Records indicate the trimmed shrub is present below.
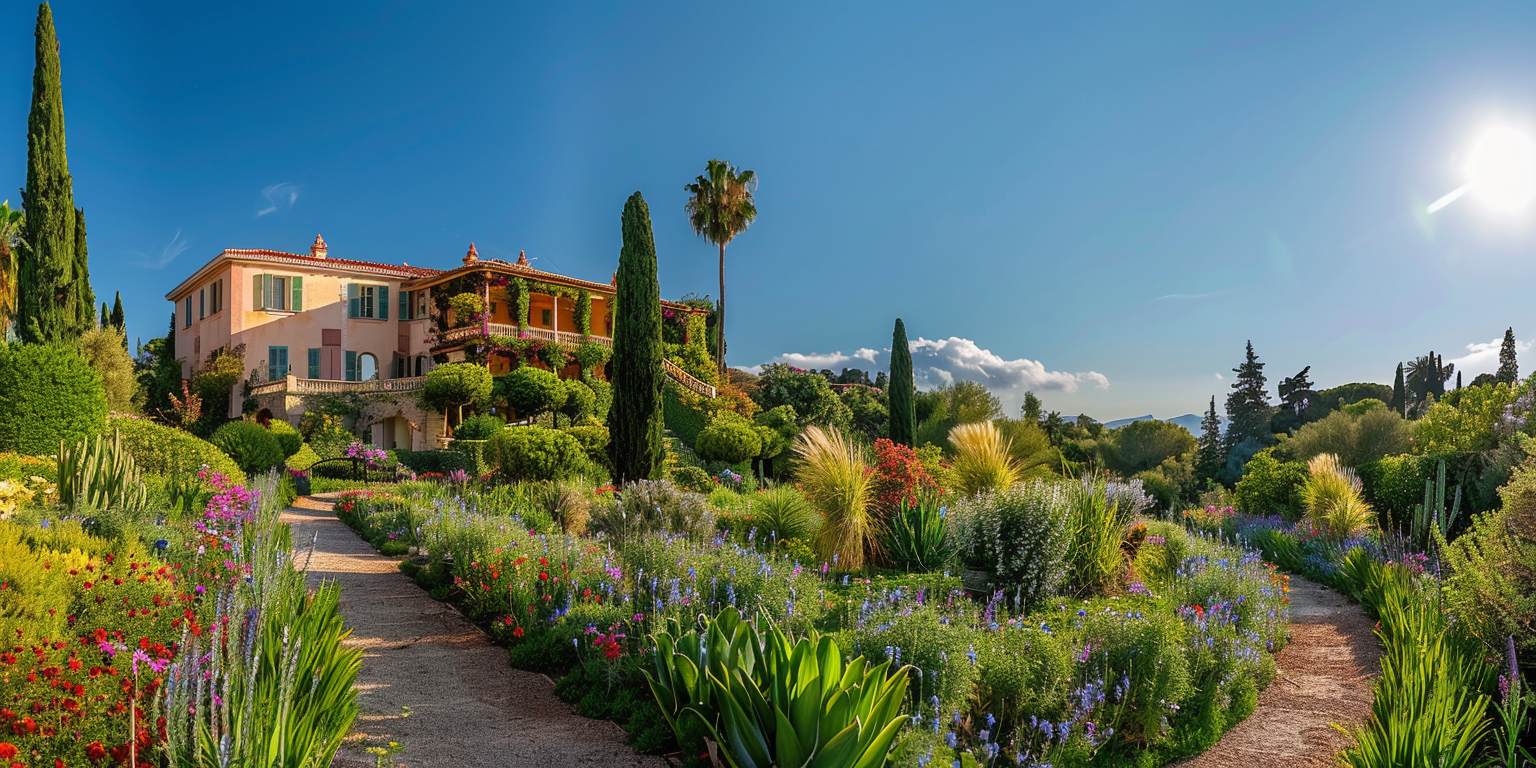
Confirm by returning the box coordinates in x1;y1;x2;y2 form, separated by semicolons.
419;362;493;424
662;383;709;447
490;425;587;482
108;415;245;484
0;343;107;455
559;379;597;425
564;425;610;471
497;366;565;421
455;414;504;441
211;420;285;474
267;419;302;458
668;464;712;493
286;443;321;471
694;412;763;464
452;439;492;476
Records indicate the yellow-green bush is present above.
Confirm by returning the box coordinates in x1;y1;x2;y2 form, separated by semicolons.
109;414;245;483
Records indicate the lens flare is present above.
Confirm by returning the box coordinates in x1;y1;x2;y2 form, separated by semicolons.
1466;124;1536;214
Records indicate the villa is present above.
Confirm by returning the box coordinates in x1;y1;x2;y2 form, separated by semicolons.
165;235;714;449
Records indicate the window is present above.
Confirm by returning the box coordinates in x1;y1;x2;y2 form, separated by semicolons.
307;348;320;379
347;284;390;320
252;274;303;311
184;297;192;327
207;279;223;314
540;308;552;326
416;291;428;319
199;289;206;320
343;351;379;381
268;346;289;380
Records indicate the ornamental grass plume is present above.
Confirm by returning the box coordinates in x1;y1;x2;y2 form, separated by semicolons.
793;426;875;571
1301;453;1374;537
949;421;1020;498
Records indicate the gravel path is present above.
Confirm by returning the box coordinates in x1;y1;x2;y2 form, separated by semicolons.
282;495;665;768
1173;576;1382;768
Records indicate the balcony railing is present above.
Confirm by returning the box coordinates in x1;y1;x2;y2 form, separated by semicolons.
249;375;428;397
436;323;612;349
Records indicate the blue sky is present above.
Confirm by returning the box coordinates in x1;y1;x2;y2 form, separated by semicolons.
5;2;1536;421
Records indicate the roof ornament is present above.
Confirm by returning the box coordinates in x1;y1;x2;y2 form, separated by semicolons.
310;234;328;259
463;242;479;266
610;271;617;287
516;249;530;267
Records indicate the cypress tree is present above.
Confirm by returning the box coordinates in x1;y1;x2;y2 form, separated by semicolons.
109;291;124;332
18;3;82;344
1497;327;1519;386
98;301;106;329
608;192;665;485
1223;341;1273;451
888;317;916;446
1391;363;1406;416
1196;395;1224;482
74;206;93;332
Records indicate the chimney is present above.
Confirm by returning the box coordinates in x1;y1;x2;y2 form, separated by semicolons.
310;234;328;259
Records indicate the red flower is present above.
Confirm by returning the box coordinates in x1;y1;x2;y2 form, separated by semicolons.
85;741;107;761
0;744;15;759
538;572;549;581
512;626;524;638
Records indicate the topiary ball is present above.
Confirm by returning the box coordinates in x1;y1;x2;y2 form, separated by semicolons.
490;425;586;482
211;420;285;475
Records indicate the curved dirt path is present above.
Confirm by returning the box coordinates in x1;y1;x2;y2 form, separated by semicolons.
282;495;664;768
1173;576;1381;768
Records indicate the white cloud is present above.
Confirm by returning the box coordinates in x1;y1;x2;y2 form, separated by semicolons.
256;182;300;216
1448;335;1531;379
133;229;192;269
753;336;1108;394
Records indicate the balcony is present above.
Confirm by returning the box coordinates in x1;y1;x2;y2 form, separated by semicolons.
249;373;427;397
435;323;612;349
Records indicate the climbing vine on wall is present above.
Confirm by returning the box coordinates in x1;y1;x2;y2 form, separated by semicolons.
506;279;531;331
575;289;592;338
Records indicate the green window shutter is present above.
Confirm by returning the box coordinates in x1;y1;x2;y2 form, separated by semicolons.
379;286;389;320
399;289;409;320
184;298;192;327
252;274;266;310
345;351;358;382
347;284;360;318
291;276;303;312
307;348;320;379
269;346;288;377
264;274;276;310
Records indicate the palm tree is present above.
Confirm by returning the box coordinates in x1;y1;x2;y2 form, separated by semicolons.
684;159;757;377
0;201;23;334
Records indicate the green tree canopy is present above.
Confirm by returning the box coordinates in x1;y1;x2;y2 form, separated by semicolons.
684;159;756;376
1098;418;1197;477
419;362;493;431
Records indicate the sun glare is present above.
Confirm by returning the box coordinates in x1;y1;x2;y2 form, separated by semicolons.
1466;123;1536;214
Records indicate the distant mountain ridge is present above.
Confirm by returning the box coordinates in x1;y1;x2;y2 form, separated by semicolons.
1102;413;1213;434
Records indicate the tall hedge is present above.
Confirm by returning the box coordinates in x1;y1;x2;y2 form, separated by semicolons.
608;192;665;484
0;343;106;455
889;317;915;446
109;415;244;483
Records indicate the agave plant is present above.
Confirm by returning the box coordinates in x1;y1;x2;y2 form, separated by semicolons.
645;608;914;768
643;608;770;736
705;628;912;768
57;429;148;512
882;494;951;571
